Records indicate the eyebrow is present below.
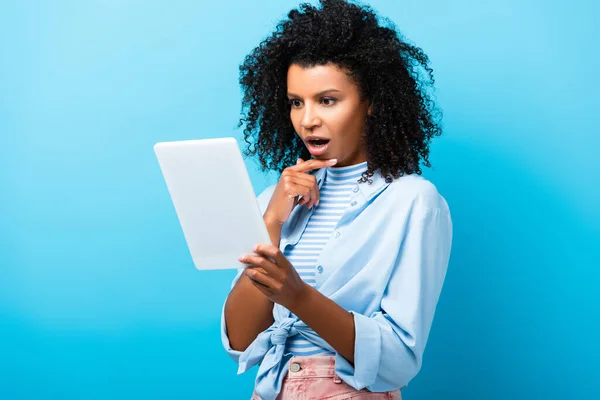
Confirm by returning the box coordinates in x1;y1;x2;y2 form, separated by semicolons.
287;89;342;98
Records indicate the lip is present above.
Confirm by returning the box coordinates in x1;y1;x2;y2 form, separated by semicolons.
304;135;330;141
306;140;330;156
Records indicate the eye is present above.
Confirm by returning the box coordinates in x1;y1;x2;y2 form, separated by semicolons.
288;99;302;108
320;97;337;106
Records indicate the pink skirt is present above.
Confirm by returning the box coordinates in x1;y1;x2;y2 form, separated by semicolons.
251;356;402;400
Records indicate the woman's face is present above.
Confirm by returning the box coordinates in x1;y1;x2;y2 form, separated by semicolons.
287;63;370;167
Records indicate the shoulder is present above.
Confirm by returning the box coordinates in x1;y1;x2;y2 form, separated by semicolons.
384;173;450;215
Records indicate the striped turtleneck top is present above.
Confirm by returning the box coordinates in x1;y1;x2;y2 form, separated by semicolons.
283;160;369;356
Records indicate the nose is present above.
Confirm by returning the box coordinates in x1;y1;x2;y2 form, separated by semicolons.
300;104;321;130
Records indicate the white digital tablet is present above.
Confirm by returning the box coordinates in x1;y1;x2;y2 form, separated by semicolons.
154;137;271;270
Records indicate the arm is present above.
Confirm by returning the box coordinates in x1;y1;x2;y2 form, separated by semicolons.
334;207;453;391
222;159;336;356
238;242;356;362
288;285;356;364
223;217;281;352
238;206;452;389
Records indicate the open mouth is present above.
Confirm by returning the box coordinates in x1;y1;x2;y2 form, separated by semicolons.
305;138;331;156
307;138;330;147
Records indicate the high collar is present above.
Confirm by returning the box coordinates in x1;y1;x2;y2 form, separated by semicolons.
313;165;390;202
279;166;391;250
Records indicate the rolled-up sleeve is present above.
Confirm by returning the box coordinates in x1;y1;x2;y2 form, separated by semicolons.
220;184;277;364
335;207;453;391
220;268;246;363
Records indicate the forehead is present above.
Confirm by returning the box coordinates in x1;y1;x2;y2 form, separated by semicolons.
286;63;355;94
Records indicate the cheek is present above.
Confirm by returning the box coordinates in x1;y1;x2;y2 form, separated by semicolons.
332;107;362;134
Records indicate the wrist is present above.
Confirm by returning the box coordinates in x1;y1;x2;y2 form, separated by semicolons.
287;282;313;314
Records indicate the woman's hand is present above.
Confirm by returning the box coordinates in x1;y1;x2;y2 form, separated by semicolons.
238;244;310;310
264;158;337;227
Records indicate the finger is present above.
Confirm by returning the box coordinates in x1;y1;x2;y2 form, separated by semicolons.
286;176;316;206
245;266;278;289
285;171;316;187
302;177;319;208
301;190;314;208
287;173;316;186
253;244;288;270
245;269;274;293
239;254;281;279
296;158;304;165
298;193;311;207
285;182;312;201
248;266;267;274
289;158;337;173
308;181;320;208
281;173;313;197
296;174;318;208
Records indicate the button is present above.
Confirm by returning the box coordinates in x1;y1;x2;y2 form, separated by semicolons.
352;186;359;193
317;265;324;274
350;201;357;207
333;231;340;238
290;362;301;373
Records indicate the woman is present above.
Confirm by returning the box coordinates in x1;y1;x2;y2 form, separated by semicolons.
221;0;452;399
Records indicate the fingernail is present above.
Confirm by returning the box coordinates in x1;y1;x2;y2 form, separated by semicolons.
316;200;319;206
238;255;244;261
329;159;337;164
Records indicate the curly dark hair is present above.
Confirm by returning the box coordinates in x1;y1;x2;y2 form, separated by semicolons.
238;0;442;184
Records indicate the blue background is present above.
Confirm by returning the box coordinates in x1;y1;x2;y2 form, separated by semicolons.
1;0;598;398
